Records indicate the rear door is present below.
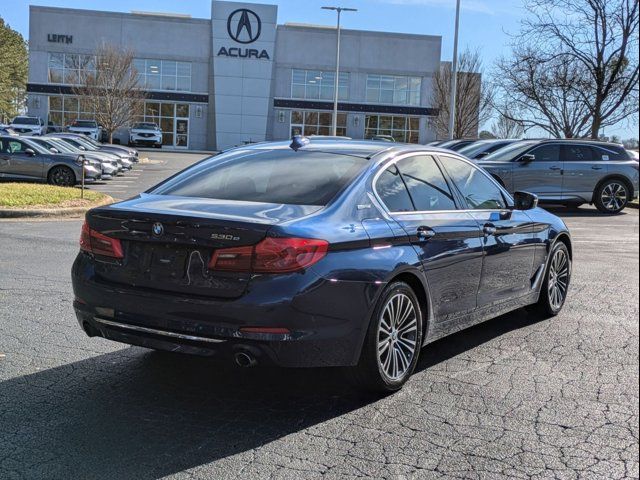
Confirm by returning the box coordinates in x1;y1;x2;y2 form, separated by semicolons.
561;144;600;199
512;144;563;199
0;138;44;179
376;155;484;324
438;155;536;307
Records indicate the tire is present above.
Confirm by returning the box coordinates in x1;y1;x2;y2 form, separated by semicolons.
47;166;76;187
155;144;162;149
533;241;571;317
347;281;423;393
594;179;630;214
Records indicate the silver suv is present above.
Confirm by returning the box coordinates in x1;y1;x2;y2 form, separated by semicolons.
478;140;639;213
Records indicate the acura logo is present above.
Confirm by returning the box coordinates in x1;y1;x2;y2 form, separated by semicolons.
152;222;164;237
227;9;261;44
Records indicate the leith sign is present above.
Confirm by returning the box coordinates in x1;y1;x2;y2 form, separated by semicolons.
47;34;73;44
217;9;270;60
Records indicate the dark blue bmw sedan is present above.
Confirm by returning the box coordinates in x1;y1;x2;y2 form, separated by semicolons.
72;137;572;392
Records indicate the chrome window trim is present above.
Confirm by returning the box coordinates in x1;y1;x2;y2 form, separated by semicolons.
371;150;515;216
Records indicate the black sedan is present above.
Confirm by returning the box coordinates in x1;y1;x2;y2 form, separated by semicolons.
72;138;572;392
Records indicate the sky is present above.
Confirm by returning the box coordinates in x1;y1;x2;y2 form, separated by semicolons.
1;0;637;139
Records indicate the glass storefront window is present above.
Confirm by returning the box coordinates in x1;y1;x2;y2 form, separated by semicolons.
366;74;422;106
134;58;192;92
290;110;347;137
48;53;96;85
365;115;420;143
291;69;349;101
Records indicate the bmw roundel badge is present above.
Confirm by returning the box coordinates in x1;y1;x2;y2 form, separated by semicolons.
152;222;164;237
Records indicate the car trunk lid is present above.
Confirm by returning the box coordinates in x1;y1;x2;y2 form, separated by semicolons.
86;194;321;298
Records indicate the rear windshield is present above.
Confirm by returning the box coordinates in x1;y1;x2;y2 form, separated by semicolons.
73;120;97;128
152;149;368;206
12;117;39;125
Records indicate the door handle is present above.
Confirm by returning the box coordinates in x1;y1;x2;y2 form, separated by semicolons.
483;223;497;236
416;226;436;241
549;166;562;171
591;166;603;170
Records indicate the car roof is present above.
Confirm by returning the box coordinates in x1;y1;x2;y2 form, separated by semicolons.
231;137;469;161
536;138;625;149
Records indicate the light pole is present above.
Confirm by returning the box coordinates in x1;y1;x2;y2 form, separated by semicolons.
322;6;357;136
448;0;461;140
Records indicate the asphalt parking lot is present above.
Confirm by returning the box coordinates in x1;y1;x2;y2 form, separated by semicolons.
0;152;638;479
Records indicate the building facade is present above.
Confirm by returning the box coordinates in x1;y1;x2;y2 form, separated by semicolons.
27;1;442;150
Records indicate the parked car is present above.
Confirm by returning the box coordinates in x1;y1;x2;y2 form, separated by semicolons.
72;137;572;392
67;120;102;141
27;136;120;179
0;125;19;136
478;139;639;213
129;122;163;148
47;134;133;171
9;116;46;136
458;139;521;159
0;135;101;186
437;139;479;151
63;133;139;162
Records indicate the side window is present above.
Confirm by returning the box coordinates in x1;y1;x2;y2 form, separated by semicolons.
375;164;414;212
530;145;560;162
440;156;507;210
563;145;593;162
396;155;456;211
7;140;29;154
593;146;628;161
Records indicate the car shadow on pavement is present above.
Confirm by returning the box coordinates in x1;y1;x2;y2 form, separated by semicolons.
0;309;547;479
543;205;634;218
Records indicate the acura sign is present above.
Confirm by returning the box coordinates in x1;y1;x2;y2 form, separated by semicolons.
217;8;270;60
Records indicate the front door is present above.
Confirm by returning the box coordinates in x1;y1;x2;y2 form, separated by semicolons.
376;156;484;324
0;138;44;179
438;155;536;307
512;144;563;200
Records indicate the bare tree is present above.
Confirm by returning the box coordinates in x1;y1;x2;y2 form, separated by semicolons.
497;0;639;139
491;108;525;139
431;49;493;139
73;44;145;143
493;49;592;138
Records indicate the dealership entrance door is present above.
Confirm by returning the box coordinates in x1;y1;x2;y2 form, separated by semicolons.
142;102;190;148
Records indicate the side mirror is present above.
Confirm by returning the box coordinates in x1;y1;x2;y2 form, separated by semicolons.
24;148;36;157
49;147;60;153
518;153;535;164
78;146;86;151
513;191;538;210
476;152;490;159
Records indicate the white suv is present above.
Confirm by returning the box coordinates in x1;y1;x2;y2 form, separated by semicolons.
9;116;46;135
129;122;163;148
68;120;102;140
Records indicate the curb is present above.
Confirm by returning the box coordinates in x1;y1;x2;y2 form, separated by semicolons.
0;196;114;219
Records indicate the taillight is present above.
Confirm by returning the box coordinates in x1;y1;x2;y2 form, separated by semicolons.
79;221;124;259
208;237;328;273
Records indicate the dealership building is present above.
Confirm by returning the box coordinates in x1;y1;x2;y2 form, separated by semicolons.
27;1;444;150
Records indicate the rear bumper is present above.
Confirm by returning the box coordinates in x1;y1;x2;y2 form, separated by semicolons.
71;253;382;367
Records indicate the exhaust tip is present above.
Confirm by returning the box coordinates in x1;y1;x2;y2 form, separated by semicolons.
234;351;257;368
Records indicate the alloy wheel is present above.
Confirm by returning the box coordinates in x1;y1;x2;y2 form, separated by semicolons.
376;293;418;381
601;182;627;212
548;248;570;311
50;167;74;186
